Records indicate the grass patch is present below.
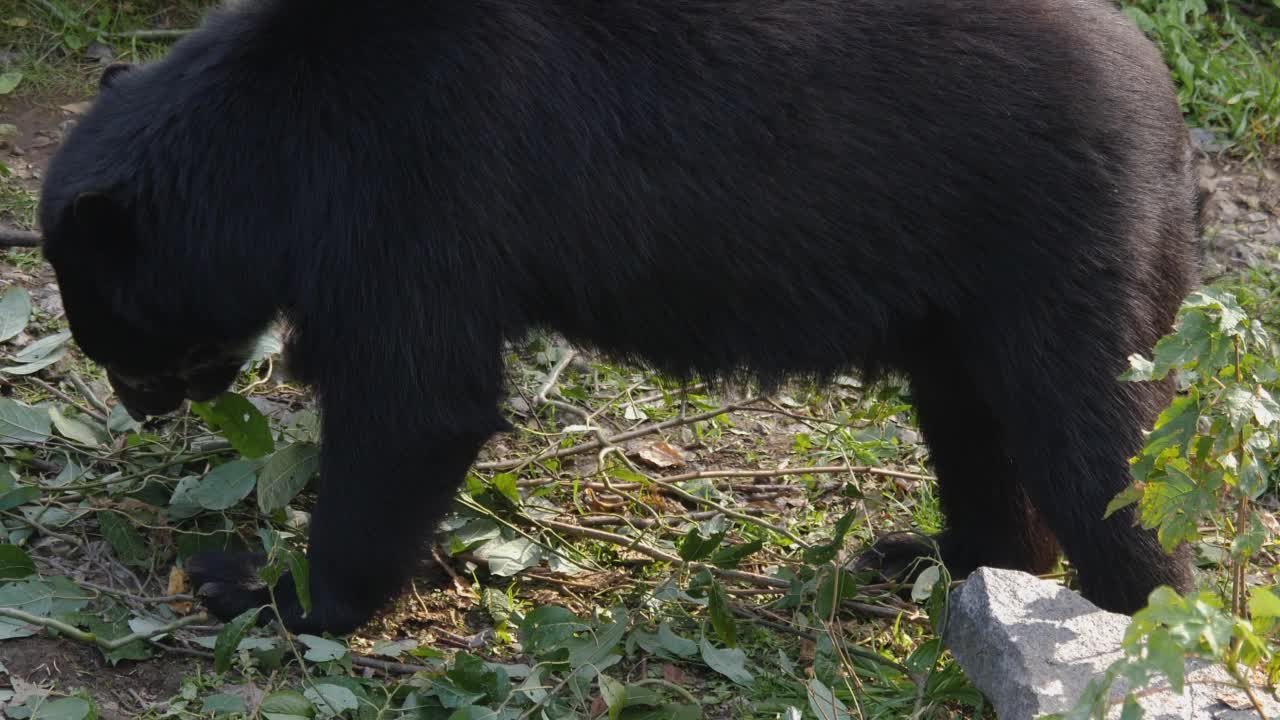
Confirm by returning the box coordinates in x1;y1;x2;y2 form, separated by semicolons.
1122;0;1280;154
0;0;214;105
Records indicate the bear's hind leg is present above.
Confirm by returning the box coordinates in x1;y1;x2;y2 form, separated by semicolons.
857;349;1060;584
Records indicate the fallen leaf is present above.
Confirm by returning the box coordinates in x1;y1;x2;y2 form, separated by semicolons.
636;441;688;468
167;567;192;613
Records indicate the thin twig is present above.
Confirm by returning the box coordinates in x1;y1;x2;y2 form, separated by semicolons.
478;397;764;471
150;639;426;675
0;228;40;247
534;350;578;404
0;607;208;650
538;518;922;622
68;372;112;420
734;604;914;678
574;508;765;528
113;28;194;40
516;464;931;489
77;579;193;604
26;376;109;424
2;509;83;548
538;517;787;587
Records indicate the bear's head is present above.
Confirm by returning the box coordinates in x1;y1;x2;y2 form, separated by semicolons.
38;63;262;421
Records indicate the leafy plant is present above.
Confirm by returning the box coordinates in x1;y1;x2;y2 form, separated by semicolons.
1060;286;1280;718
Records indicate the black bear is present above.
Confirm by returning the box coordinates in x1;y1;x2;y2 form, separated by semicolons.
39;0;1199;635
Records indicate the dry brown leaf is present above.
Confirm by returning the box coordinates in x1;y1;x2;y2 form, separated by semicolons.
635;441;688;468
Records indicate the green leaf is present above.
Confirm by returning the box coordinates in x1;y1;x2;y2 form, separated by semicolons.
490;472;521;505
1238;458;1268;501
190;392;274;459
49;408;107;447
1145;628;1185;693
214;607;261;673
1120;695;1144;720
96;512;149;567
1118;353;1155;381
478;537;542;577
0;287;31;342
802;510;859;564
709;537;763;568
288;551;313;616
201;694;247;716
566;610;627;672
85;610;151;664
30;697;92;720
303;684;358;718
707;577;737;646
0;71;22;95
806;679;851;720
0;543;34;579
1104;484;1145;519
599;674;625;720
192;460;259;511
9;330;72;368
0;398;53;444
699;637;753;686
371;639;418;658
1249;587;1280;618
261;691;315;720
257;442;320;512
0;486;40;512
1224;386;1254;431
656;621;697;657
446;708;500;720
816;569;860;619
910;565;942;603
298;634;348;663
519;606;588;658
678;518;726;561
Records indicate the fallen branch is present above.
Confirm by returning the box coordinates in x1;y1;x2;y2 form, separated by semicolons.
0;228;40;247
0;607;208;650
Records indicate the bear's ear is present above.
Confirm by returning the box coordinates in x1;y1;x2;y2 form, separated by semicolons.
99;63;135;90
72;192;135;254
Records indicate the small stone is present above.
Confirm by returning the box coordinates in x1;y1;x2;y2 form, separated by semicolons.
7;145;23;157
83;42;115;64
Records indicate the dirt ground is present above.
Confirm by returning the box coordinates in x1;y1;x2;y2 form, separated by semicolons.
1;91;1278;715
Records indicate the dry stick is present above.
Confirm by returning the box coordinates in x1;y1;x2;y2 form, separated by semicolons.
0;607;208;650
0;228;40;247
26;376;109;424
477;397;764;471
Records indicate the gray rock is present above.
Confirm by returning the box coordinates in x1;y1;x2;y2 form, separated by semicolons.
943;568;1279;720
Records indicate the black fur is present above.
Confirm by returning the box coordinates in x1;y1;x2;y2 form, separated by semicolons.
39;0;1200;634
